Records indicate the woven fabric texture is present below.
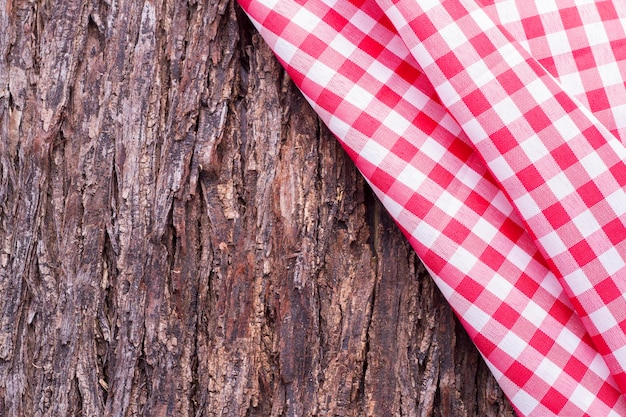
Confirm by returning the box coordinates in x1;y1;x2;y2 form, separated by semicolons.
237;0;626;415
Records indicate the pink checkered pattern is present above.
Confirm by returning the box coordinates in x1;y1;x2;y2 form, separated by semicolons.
237;0;626;415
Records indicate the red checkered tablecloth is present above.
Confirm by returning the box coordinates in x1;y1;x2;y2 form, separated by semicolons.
237;0;626;415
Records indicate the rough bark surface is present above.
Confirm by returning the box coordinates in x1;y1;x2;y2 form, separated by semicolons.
0;0;516;416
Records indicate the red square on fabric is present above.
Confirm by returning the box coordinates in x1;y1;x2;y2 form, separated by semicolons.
472;32;498;58
597;1;619;21
611;39;626;61
339;59;367;83
603;218;626;245
303;33;329;59
598;381;622;408
522;15;545;40
463;89;492;117
559;7;583;30
517;273;540;299
497;68;525;96
376;84;403;109
500;217;525;243
413;112;439;135
396;60;420;84
447;138;473;162
437;51;465;79
430;164;455;189
505;361;534;384
411;12;439;41
466;190;489;216
493;127;518;154
587;88;611;113
317;88;344;113
459;276;485;302
609;161;626;184
358;36;386;59
578;180;604;207
529;330;555;356
493;303;519;328
549;300;574;326
542;202;570;229
323;8;349;30
372;168;397;193
569;240;596;267
563;356;588;382
517;164;545;192
543;388;569;413
573;47;597;71
524;106;552;132
405;193;432;218
390;137;418;161
442;218;471;245
443;0;469;20
264;10;291;34
595;278;621;304
353;111;380;136
552;143;579;170
473;332;497;356
482;245;506;271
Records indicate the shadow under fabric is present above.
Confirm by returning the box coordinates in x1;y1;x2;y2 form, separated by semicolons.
236;0;626;415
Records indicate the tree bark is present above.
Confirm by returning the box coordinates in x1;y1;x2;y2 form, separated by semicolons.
0;0;516;416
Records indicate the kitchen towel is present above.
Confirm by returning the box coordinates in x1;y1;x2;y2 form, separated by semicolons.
236;0;626;415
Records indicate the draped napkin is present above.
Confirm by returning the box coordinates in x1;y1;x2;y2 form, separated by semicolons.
236;0;626;415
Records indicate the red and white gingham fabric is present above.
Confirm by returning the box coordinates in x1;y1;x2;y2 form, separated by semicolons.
236;0;626;415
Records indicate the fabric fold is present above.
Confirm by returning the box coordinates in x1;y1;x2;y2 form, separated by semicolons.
373;0;626;395
237;0;626;414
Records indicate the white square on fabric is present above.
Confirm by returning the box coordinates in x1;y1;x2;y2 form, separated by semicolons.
526;78;554;106
413;220;440;248
381;194;404;218
329;33;357;58
473;216;499;243
464;304;492;332
438;21;468;51
535;0;558;14
494;96;523;125
462;118;489;142
597;247;625;276
587;305;618;333
367;59;394;84
513;193;542;219
511;390;541;417
361;139;389;166
521;300;549;325
495;1;521;25
571;209;601;238
397;164;427;190
499;331;527;359
552;115;580;142
508;244;533;272
545;30;572;57
584;22;610;47
293;7;322;32
570;385;597;414
563;269;593;296
536;357;562;385
307;60;335;88
606;189;626;216
384;109;412;136
597;62;622;88
328;115;351;139
344;84;375;109
486;274;515;299
520;135;550;163
449;245;478;275
274;37;298;65
579;152;607;179
538;231;568;258
546;172;575;200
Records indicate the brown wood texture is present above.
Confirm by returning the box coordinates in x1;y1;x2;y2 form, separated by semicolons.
0;0;516;415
